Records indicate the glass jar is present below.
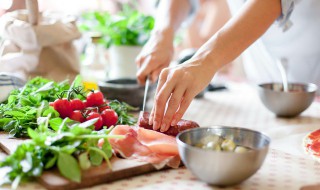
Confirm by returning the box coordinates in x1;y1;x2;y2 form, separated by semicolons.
80;33;108;90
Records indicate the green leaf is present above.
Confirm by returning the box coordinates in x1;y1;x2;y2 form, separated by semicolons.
89;148;103;166
44;154;57;169
27;128;38;140
101;139;112;159
4;111;25;118
79;152;91;170
78;118;98;128
57;152;81;183
32;81;54;94
69;75;83;93
49;117;63;131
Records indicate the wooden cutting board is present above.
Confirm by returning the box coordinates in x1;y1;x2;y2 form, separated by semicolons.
0;132;165;190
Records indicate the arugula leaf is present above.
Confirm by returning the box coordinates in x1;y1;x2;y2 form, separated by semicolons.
57;152;81;183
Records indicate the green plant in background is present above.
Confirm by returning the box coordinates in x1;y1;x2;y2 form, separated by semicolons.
78;4;155;48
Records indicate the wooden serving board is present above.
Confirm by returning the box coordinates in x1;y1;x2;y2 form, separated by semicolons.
0;132;164;190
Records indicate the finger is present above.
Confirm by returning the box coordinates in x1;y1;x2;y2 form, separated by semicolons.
136;55;156;85
171;92;194;126
149;106;154;126
152;69;172;131
135;54;144;68
160;84;186;132
150;66;165;83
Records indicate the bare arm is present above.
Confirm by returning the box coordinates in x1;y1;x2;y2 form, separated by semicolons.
152;0;282;132
135;0;192;84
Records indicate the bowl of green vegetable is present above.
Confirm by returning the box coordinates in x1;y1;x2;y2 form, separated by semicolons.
176;126;270;186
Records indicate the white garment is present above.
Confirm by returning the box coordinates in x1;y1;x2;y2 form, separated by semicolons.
227;0;320;91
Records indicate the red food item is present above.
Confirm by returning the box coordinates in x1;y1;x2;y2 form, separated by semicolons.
49;102;54;107
69;110;85;123
138;112;200;136
304;129;320;159
99;104;111;113
70;99;86;111
53;98;73;118
86;91;104;107
109;125;180;169
100;109;118;127
86;112;103;130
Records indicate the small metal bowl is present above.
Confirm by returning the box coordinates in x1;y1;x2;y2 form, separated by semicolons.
98;78;154;108
176;126;270;186
258;83;317;117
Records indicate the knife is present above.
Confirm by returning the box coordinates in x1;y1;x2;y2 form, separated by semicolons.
142;76;150;112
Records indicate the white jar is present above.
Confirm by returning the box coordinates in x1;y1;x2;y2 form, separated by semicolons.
108;45;142;79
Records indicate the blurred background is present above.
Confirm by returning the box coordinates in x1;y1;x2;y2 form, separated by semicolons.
0;0;245;89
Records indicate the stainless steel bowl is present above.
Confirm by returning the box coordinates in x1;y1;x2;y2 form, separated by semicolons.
98;78;154;108
258;83;317;117
176;126;270;186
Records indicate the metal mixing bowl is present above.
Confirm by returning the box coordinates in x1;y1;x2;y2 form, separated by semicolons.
258;83;317;117
98;78;154;109
176;126;270;186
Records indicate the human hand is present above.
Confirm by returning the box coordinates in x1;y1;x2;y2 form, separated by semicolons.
136;30;174;85
149;57;215;132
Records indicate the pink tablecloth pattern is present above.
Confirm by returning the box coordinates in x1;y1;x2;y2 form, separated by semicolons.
2;149;318;190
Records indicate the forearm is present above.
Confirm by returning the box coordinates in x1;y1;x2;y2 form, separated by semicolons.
153;0;192;37
192;0;282;73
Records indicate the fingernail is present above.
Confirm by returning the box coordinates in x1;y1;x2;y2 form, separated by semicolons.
160;123;166;132
153;121;159;130
149;118;153;126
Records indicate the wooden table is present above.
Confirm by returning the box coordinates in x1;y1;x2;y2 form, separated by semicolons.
1;82;320;190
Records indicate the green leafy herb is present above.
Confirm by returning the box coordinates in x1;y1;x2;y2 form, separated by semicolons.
78;5;154;48
0;117;123;188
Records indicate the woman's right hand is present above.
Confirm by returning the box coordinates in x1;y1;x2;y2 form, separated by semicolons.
135;29;175;85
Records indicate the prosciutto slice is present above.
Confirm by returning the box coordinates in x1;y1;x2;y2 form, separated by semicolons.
109;125;181;169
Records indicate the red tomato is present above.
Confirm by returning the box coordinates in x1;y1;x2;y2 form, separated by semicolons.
86;112;103;130
86;91;104;107
70;99;86;110
100;109;118;127
69;110;85;123
49;102;54;107
53;98;72;118
99;105;111;113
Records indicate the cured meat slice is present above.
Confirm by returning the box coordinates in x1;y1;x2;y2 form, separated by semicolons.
138;112;200;136
109;125;180;169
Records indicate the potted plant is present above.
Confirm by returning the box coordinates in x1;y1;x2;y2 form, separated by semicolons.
78;6;155;79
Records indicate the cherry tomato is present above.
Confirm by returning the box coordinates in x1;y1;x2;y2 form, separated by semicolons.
99;105;111;113
69;110;85;123
53;98;72;118
70;99;86;110
86;91;104;107
86;112;103;130
49;102;54;107
100;109;118;127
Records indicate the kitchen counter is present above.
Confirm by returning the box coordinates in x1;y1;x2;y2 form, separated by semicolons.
1;82;320;190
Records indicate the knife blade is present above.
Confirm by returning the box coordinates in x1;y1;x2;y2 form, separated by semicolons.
142;76;150;112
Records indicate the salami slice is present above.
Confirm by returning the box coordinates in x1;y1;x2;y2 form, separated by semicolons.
138;111;200;136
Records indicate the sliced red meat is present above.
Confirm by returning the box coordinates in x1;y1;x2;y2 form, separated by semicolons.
109;125;180;169
138;111;200;136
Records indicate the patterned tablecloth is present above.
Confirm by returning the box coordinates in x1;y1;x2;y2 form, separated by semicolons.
1;82;320;190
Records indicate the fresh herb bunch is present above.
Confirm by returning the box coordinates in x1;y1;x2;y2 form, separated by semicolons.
78;4;155;48
109;100;138;126
0;75;138;137
0;77;71;137
0;116;123;189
